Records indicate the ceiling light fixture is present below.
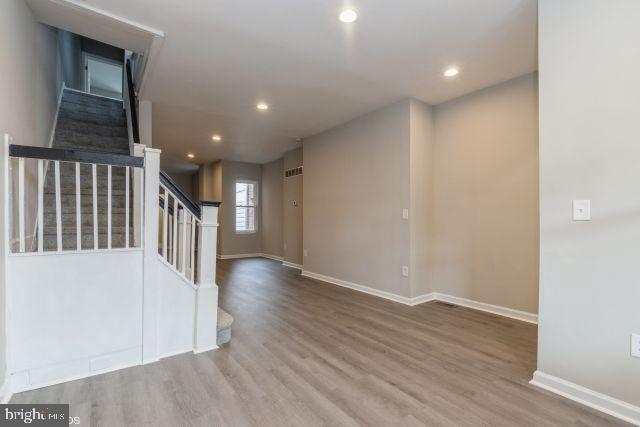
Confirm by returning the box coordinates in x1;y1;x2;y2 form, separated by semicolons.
256;102;269;111
212;134;222;141
339;9;358;23
187;153;195;159
444;67;460;78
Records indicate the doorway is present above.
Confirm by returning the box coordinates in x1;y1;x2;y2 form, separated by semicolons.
83;53;123;99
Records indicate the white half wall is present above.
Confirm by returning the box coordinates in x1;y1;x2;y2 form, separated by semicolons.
8;250;143;392
157;259;196;358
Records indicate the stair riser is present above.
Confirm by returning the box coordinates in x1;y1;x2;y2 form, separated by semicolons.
44;195;130;208
44;214;131;227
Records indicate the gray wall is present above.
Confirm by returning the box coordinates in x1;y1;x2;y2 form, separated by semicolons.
538;0;640;406
57;30;82;90
0;0;62;393
261;158;284;259
165;172;196;200
304;100;411;297
220;160;262;256
409;99;435;297
283;148;303;265
432;74;539;313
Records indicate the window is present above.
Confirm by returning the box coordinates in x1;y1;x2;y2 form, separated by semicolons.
235;181;257;233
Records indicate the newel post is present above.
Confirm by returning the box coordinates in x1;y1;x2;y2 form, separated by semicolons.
194;201;221;353
142;147;161;363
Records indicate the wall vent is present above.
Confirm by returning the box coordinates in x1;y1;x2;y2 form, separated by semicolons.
285;166;303;178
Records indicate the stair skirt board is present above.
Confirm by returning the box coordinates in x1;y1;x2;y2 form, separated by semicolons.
300;269;538;324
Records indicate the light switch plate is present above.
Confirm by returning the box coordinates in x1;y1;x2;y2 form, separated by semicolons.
632;334;640;358
402;209;409;220
402;266;409;277
303;249;308;257
573;200;591;221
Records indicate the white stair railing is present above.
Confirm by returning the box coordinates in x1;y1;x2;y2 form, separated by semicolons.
158;175;201;286
4;135;144;254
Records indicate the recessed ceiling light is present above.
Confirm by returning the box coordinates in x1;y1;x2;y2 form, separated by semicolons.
339;9;358;23
444;67;460;78
187;153;195;159
212;134;221;141
256;102;269;111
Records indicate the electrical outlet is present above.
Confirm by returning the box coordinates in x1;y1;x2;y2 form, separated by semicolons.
632;334;640;358
402;208;409;220
402;266;409;277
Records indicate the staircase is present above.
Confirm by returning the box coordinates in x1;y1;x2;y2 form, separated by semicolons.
217;308;233;346
5;73;227;392
42;89;132;251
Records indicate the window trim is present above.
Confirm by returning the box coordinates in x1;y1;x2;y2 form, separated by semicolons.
235;179;258;234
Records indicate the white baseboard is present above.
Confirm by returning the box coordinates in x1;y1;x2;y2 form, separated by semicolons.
434;293;538;324
218;253;262;260
301;270;418;305
193;344;219;354
260;253;284;262
0;378;12;403
300;269;538;323
530;371;640;425
282;261;302;270
410;292;437;306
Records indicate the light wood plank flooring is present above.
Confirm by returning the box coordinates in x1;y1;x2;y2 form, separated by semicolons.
12;258;630;426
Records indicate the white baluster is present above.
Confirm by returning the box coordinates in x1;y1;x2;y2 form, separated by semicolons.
55;161;62;251
92;164;98;250
37;159;43;253
125;166;130;248
172;198;178;267
18;157;25;252
181;206;187;274
75;162;81;250
162;186;168;260
190;216;196;282
107;165;112;249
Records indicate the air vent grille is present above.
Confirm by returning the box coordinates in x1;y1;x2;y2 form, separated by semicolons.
285;166;303;178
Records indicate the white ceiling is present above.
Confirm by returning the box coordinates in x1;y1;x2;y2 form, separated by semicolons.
33;0;538;166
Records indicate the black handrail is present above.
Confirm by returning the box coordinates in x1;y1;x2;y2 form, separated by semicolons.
126;59;140;144
9;144;144;168
160;170;201;219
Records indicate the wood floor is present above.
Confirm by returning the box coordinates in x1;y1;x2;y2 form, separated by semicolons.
12;258;629;426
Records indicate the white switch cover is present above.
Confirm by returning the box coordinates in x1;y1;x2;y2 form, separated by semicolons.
303;249;308;257
402;266;409;277
573;200;591;221
632;334;640;358
402;209;409;220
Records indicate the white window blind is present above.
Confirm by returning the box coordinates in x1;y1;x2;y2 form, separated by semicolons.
235;181;257;233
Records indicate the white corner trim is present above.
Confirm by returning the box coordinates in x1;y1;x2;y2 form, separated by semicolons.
434;293;538;324
300;270;538;322
219;253;262;260
409;292;437;306
530;371;640;425
0;379;12;404
282;261;303;270
260;253;284;262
